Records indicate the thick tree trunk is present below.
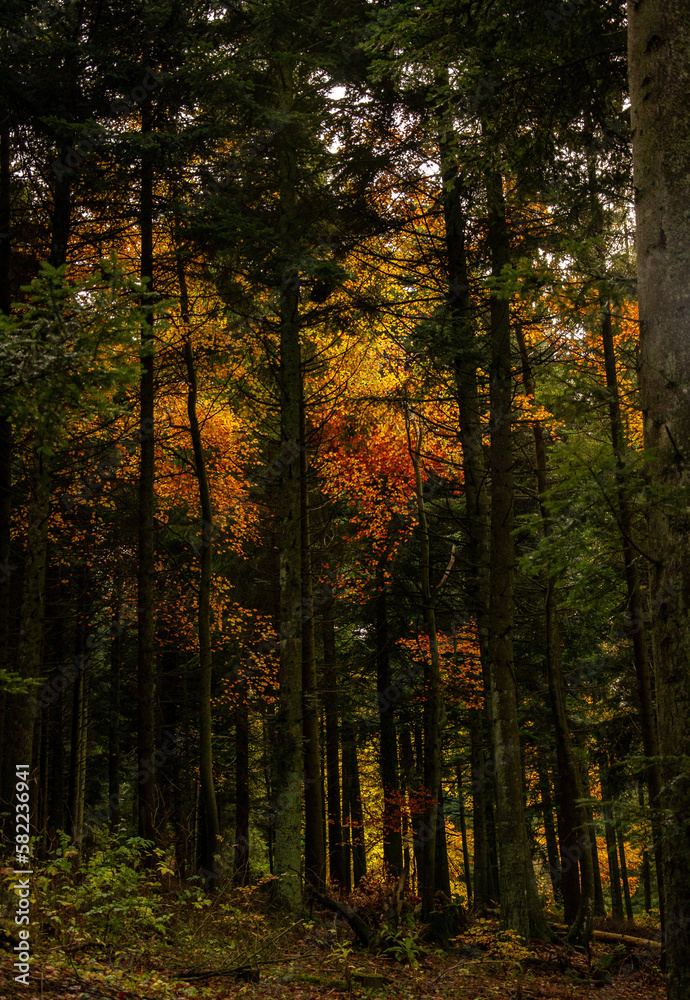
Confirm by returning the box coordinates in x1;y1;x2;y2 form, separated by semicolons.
137;106;157;850
628;5;690;991
485;168;541;940
322;604;346;888
270;59;304;914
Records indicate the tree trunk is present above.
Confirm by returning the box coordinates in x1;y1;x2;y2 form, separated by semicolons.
485;167;535;940
638;779;652;913
628;5;690;990
434;782;451;898
469;711;489;907
538;753;563;907
300;402;325;890
347;734;366;887
617;825;634;920
234;683;250;885
137;105;157;851
409;422;443;919
581;750;606;917
109;600;121;830
322;603;346;888
601;306;665;925
515;325;594;945
178;258;221;886
341;725;352;894
270;58;304;915
456;763;472;905
601;763;624;920
375;563;403;878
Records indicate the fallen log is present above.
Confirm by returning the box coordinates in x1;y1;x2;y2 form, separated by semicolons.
309;889;373;946
551;923;661;951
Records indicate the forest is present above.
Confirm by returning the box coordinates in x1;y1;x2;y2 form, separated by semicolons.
1;1;690;999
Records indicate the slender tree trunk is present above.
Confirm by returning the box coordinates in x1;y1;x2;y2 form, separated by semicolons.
538;754;563;907
469;712;489;908
456;764;472;905
341;725;352;894
628;6;690;991
137;105;156;851
234;683;250;885
601;306;665;924
323;604;345;888
601;764;624;919
434;782;451;898
581;752;606;917
400;725;421;895
409;422;443;919
375;562;403;878
300;401;325;890
515;326;593;944
638;779;652;913
109;600;121;830
76;668;88;837
178;253;221;886
346;735;366;887
617;825;634;920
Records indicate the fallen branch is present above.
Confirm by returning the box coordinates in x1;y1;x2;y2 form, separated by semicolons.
309;889;373;946
551;923;661;951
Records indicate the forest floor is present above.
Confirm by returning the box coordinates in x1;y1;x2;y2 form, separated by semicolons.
0;902;667;1000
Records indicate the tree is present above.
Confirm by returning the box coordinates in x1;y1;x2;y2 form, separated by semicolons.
629;2;690;994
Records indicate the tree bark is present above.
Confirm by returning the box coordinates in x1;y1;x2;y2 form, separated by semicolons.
137;104;157;851
301;400;325;890
485;168;540;940
538;753;563;908
515;325;593;944
456;763;472;905
270;58;304;914
375;563;403;878
109;598;121;830
234;682;250;885
601;762;624;920
409;422;443;919
323;603;346;888
617;825;634;920
628;4;690;990
178;296;221;884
